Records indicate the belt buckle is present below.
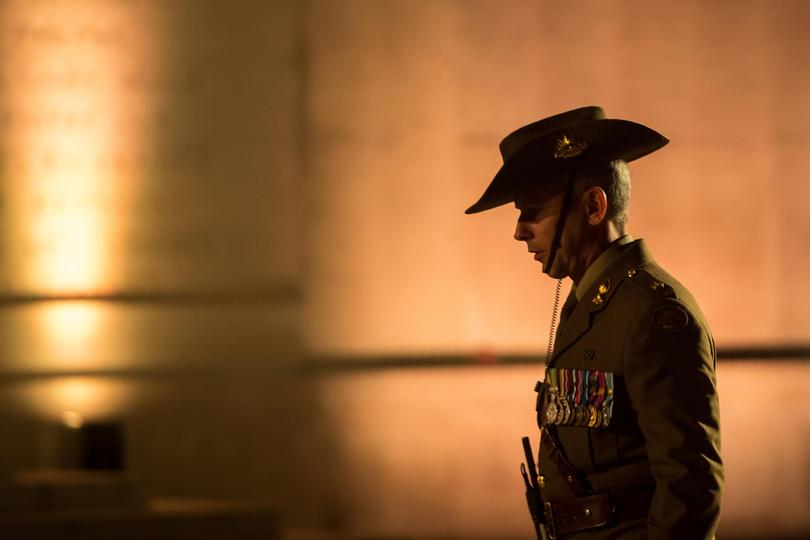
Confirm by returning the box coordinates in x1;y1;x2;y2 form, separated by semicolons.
543;501;557;540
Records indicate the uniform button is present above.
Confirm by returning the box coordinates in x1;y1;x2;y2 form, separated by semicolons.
538;475;545;488
566;474;574;482
584;508;591;517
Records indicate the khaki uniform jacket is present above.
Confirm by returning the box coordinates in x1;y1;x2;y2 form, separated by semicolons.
538;239;723;539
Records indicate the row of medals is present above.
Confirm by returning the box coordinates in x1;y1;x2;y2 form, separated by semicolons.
544;371;614;428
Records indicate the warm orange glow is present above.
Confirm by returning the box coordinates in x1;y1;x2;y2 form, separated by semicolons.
61;410;85;429
6;47;115;293
39;301;103;366
18;376;135;422
1;301;144;373
23;160;112;294
0;1;159;295
317;361;810;538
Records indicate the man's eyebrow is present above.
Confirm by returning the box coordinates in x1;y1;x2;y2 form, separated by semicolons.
517;207;542;221
516;200;543;209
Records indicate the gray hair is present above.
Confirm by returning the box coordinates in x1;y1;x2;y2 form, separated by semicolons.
519;160;632;230
572;160;631;231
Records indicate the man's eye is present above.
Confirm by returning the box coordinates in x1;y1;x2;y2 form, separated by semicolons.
519;208;541;221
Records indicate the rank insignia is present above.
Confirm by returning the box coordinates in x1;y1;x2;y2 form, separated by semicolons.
652;304;689;332
553;134;589;159
592;279;611;305
542;368;615;428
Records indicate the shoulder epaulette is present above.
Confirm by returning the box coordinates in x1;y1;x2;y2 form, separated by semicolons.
624;268;694;331
623;266;677;300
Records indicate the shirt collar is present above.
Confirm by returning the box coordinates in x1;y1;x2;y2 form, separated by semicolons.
573;234;634;301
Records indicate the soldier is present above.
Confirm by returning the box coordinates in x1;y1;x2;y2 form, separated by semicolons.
466;107;723;539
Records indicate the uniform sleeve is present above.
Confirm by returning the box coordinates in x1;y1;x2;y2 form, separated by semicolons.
623;298;724;540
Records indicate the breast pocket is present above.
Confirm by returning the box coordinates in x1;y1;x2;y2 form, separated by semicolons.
588;428;619;471
557;426;594;474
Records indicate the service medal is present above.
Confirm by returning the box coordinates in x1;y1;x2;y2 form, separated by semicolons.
571;406;580;426
565;399;575;425
580;406;591;427
587;405;598;427
560;398;572;426
545;398;559;425
573;406;584;426
544;369;560;424
601;405;611;427
601;372;615;427
568;397;578;425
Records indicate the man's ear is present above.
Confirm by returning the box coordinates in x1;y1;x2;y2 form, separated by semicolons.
582;187;608;226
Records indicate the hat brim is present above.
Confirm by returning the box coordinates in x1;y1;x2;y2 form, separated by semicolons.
465;119;668;214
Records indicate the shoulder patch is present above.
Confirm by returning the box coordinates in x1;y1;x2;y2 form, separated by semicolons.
651;304;689;332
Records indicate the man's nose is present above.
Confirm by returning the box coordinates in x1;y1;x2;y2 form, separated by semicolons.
514;221;532;242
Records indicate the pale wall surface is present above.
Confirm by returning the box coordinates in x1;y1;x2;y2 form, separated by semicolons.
0;0;331;529
321;362;810;539
305;0;810;353
0;1;807;539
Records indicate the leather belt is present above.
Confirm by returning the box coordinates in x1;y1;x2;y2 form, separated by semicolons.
542;487;653;539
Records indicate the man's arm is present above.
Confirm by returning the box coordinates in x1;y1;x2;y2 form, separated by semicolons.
623;298;724;539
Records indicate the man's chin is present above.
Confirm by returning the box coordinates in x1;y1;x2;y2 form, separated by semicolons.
542;263;567;280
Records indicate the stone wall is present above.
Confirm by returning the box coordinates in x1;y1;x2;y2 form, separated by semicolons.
0;1;807;537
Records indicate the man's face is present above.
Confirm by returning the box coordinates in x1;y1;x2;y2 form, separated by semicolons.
513;191;582;279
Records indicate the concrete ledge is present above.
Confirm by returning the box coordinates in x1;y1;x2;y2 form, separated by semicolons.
0;497;278;540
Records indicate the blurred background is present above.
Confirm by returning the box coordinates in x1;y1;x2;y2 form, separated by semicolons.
0;0;808;538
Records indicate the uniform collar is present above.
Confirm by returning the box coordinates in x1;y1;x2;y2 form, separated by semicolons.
550;238;654;365
573;234;634;301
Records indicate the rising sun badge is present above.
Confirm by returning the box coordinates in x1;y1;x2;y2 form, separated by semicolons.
553;134;589;159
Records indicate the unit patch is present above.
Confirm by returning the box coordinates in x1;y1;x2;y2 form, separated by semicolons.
542;368;614;428
651;304;689;332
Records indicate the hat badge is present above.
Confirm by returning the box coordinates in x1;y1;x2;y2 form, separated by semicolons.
553;134;589;159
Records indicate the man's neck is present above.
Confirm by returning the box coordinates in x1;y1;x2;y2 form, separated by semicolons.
571;225;623;285
573;233;634;301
